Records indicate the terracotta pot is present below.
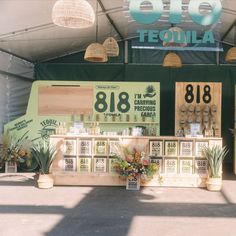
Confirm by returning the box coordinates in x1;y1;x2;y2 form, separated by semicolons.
37;174;54;189
206;177;222;191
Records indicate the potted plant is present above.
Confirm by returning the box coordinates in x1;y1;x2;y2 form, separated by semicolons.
202;145;228;191
0;131;32;173
112;145;160;190
31;142;56;189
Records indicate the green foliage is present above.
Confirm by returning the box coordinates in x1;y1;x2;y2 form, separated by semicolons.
31;142;56;174
0;131;32;166
202;145;228;178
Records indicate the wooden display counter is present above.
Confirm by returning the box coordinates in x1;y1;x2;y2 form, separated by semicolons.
50;135;222;187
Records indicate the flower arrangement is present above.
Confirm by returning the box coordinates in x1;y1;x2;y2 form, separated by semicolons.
112;145;159;182
0;131;32;167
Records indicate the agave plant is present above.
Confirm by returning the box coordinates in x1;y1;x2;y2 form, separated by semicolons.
31;142;56;175
202;145;228;178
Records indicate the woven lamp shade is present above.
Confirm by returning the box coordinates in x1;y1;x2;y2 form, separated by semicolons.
103;37;119;57
163;27;187;47
52;0;95;29
84;43;108;62
225;47;236;62
163;52;182;68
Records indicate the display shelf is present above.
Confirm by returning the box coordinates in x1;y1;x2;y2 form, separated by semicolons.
50;135;222;187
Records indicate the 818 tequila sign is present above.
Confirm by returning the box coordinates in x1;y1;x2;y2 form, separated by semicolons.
93;82;160;123
175;82;222;137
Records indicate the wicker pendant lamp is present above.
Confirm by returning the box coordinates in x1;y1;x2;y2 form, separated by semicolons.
84;43;108;62
163;52;182;68
163;27;187;47
84;1;107;62
225;25;236;62
225;47;236;62
52;0;95;29
103;37;119;57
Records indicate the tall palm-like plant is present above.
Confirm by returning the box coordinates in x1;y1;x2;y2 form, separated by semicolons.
31;142;56;175
202;145;228;178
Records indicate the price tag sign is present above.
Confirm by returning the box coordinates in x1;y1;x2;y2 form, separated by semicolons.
93;82;160;123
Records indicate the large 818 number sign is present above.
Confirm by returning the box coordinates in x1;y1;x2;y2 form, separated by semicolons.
94;91;131;113
185;84;211;104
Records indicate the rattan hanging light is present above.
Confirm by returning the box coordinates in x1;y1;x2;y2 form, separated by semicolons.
225;47;236;62
84;1;107;62
52;0;95;29
163;52;182;68
103;37;119;57
84;43;108;62
163;27;187;47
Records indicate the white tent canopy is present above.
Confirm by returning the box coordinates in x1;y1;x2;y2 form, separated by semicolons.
0;0;235;62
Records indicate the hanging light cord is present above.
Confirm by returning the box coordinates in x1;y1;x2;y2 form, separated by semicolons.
95;1;98;42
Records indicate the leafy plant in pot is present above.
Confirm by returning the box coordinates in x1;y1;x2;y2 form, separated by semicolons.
31;142;56;189
202;145;228;191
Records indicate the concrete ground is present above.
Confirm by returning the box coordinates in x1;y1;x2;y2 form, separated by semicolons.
0;165;236;236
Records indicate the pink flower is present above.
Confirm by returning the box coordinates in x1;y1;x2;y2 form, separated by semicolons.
143;159;149;166
126;155;133;162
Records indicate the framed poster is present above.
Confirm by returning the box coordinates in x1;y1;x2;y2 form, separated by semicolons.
208;139;222;148
164;140;178;156
179;159;193;174
109;158;118;173
78;158;91;173
179;141;193;157
109;140;120;155
150;157;163;173
195;141;208;157
164;158;178;174
63;139;76;156
93;158;107;173
195;158;208;176
94;140;108;155
149;140;163;157
78;140;92;155
64;157;77;172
